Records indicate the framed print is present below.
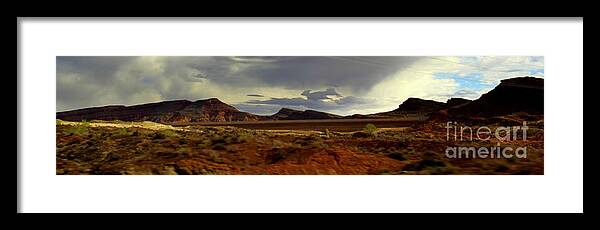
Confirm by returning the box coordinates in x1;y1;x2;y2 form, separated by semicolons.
17;18;583;213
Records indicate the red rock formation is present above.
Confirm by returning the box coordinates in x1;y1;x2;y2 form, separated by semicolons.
57;98;260;123
447;76;543;118
269;108;342;120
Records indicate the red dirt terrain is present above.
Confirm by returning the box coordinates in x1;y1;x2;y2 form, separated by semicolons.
56;113;543;175
56;124;407;175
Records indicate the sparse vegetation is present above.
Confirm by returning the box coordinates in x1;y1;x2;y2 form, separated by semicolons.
56;115;543;175
364;123;377;137
115;127;130;136
209;151;223;163
64;123;89;135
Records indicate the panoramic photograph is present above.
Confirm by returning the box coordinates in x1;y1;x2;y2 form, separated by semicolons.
55;56;544;175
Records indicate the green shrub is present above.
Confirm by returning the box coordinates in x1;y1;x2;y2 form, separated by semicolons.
66;125;88;135
237;133;253;143
115;127;130;136
197;140;211;149
159;129;179;137
363;123;377;137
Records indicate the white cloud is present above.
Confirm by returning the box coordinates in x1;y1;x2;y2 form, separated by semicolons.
366;56;544;110
367;67;459;110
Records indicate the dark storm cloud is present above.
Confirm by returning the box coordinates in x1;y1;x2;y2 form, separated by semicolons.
243;88;374;112
246;94;265;97
210;56;419;93
301;88;341;100
57;56;231;111
57;56;420;112
57;56;136;85
335;96;373;106
56;56;140;111
169;56;418;92
247;97;307;107
226;56;294;63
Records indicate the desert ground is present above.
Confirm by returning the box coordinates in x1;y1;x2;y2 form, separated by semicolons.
56;115;543;175
173;118;422;132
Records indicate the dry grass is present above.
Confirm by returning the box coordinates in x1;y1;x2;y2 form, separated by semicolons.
56;117;543;175
56;119;187;132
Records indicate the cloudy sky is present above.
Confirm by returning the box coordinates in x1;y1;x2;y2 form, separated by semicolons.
56;56;544;116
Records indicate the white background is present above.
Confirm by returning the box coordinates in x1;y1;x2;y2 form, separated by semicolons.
18;18;583;213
